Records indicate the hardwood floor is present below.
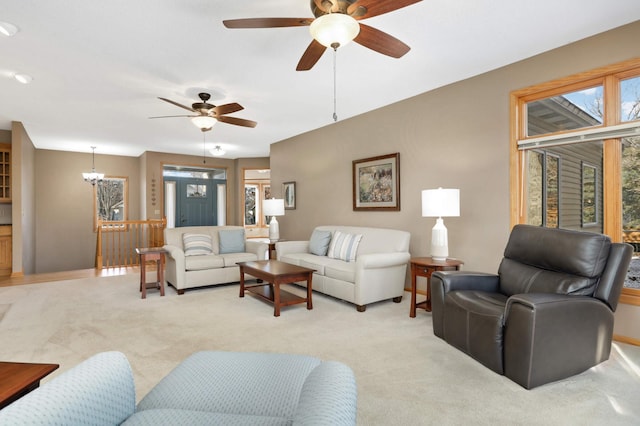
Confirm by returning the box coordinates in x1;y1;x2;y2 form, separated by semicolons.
0;267;137;287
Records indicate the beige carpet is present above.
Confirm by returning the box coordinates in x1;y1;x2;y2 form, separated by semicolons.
1;274;640;425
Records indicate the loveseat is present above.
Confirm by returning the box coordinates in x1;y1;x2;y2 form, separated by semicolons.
276;225;411;312
431;224;633;389
0;351;357;425
164;226;268;294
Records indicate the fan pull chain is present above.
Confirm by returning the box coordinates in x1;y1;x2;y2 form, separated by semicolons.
333;46;338;122
202;131;206;164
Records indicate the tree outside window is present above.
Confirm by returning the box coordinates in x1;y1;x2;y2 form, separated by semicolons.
95;177;127;228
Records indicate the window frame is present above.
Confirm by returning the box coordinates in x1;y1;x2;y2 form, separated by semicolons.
94;176;128;231
510;57;640;306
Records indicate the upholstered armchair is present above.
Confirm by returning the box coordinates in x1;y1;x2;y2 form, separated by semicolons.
431;224;632;389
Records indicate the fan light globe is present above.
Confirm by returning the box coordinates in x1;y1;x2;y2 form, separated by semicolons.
191;115;217;130
310;13;360;48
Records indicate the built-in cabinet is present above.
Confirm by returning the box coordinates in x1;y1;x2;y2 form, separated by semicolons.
0;225;11;277
0;143;10;202
0;143;11;276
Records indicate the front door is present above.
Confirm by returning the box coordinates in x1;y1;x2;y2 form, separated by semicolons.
176;178;216;227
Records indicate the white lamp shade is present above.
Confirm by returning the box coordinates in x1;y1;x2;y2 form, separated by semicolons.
309;13;360;48
191;115;217;130
422;188;460;217
263;198;285;217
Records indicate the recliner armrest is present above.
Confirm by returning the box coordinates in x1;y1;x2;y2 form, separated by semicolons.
433;271;500;293
504;293;614;389
431;271;500;338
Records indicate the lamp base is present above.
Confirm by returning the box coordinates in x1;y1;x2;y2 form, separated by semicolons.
268;216;280;242
430;217;449;261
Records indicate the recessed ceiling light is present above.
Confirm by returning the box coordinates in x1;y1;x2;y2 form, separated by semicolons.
210;145;226;156
0;21;19;37
14;73;33;84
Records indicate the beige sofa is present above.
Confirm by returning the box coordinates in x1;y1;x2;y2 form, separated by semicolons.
276;225;411;311
164;226;268;294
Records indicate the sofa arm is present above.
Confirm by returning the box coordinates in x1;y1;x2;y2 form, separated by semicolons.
504;293;614;389
0;352;136;425
431;271;500;338
293;361;357;425
275;241;310;259
246;240;268;259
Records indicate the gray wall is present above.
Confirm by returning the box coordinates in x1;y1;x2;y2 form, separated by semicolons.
269;22;640;339
34;150;141;273
271;21;640;272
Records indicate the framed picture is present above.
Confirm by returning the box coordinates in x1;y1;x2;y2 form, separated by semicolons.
353;153;400;211
283;181;296;210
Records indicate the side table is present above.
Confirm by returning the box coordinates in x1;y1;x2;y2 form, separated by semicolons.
410;257;463;317
136;247;167;299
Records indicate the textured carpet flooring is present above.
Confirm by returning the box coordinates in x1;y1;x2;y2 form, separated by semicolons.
1;274;639;425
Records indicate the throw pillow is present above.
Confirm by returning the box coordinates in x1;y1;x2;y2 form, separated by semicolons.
309;229;332;256
219;229;246;254
182;233;213;256
327;231;363;262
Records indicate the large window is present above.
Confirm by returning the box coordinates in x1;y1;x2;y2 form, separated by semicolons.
95;177;127;229
511;58;640;302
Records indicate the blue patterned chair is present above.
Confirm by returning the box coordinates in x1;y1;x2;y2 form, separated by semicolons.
0;351;357;425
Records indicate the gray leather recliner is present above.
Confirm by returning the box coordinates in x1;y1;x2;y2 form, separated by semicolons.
431;224;633;389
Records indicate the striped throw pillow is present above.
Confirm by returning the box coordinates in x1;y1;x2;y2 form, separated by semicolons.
182;233;213;256
327;231;363;262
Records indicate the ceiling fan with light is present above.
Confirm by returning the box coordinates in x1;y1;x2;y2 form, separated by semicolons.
223;0;422;71
150;92;257;132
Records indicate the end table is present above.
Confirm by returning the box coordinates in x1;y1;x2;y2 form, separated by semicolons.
410;257;463;317
136;247;167;299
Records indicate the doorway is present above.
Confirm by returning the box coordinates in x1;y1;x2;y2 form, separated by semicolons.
164;165;227;228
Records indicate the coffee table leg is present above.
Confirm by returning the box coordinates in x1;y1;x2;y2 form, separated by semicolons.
306;273;313;310
239;267;245;298
273;282;280;317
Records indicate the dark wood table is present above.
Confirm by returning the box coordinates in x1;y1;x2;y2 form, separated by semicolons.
238;260;315;317
136;247;167;299
410;257;464;317
0;361;59;409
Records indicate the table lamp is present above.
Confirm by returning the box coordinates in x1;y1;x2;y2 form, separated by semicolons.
421;188;460;261
263;198;285;242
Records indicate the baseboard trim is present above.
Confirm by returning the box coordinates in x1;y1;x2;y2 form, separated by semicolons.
10;271;24;278
613;334;640;346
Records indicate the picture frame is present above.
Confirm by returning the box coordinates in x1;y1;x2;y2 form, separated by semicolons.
283;181;296;210
353;153;400;211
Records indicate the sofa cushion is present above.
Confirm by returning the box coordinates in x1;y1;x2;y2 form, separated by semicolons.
309;229;332;256
183;233;213;256
136;352;321;419
185;254;225;271
327;231;362;262
324;261;357;283
301;255;345;276
124;409;289;425
219;229;246;254
220;252;258;267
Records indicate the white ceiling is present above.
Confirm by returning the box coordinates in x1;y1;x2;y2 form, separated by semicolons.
2;1;639;159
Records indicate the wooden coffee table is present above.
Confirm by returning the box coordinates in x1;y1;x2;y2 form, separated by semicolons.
0;361;59;409
238;260;315;317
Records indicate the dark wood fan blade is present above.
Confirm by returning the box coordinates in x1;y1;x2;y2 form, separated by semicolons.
148;115;195;119
223;17;313;28
158;97;196;112
213;103;244;116
354;23;410;58
296;39;327;71
217;116;257;128
349;0;422;19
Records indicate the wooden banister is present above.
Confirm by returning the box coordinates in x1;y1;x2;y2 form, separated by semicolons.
96;218;167;269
